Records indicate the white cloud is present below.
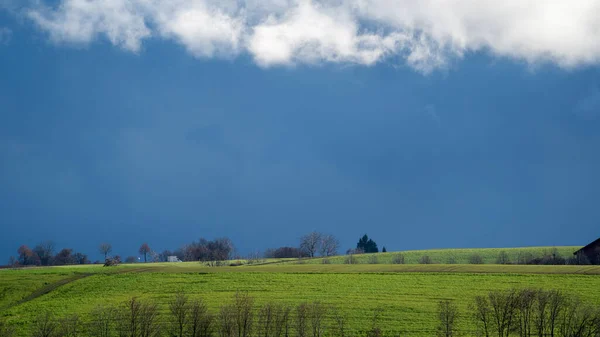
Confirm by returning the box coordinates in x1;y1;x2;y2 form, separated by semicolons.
0;27;12;45
23;0;600;72
28;0;151;51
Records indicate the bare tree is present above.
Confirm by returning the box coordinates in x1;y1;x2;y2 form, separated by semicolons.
0;320;15;337
558;298;598;337
300;232;322;258
139;244;151;263
367;255;379;264
118;297;160;337
330;308;347;337
295;303;309;337
90;305;116;337
99;243;113;261
257;303;276;337
496;251;510;265
32;311;58;337
516;289;536;337
468;254;484;264
33;241;55;266
308;302;328;337
169;292;189;337
218;304;236;337
473;295;491;337
189;299;213;337
391;254;405;264
138;300;161;337
545;290;565;337
488;289;519;337
230;292;254;337
437;300;459;337
57;314;80;337
420;255;433;264
319;235;339;257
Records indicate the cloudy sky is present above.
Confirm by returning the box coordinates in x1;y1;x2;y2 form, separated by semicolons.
1;0;599;261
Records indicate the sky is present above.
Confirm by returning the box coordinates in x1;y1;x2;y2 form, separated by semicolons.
1;0;600;262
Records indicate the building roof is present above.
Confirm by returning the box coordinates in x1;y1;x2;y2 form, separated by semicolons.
573;237;600;255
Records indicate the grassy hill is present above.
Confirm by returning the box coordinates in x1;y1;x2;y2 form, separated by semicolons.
0;246;595;337
289;246;580;265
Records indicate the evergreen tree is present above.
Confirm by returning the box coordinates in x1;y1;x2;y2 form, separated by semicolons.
382;247;387;253
356;234;379;253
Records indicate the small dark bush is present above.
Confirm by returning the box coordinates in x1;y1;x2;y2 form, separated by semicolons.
420;255;433;264
391;254;405;264
468;254;484;264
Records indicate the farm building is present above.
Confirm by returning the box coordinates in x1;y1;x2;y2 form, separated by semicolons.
167;256;182;262
573;238;600;264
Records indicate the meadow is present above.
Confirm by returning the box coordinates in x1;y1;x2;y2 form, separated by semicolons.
1;246;598;336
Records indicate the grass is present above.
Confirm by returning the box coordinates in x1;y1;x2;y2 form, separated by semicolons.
294;246;580;264
0;246;594;336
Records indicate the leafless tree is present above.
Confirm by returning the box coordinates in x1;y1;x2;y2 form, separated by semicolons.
257;303;276;337
473;295;491;337
330;308;347;337
32;311;58;337
230;292;254;337
274;305;292;337
138;300;161;337
488;289;519;337
437;300;459;337
57;314;80;337
367;255;379;264
516;289;536;337
218;304;236;337
169;292;189;337
300;232;322;258
188;298;213;337
308;302;328;337
366;307;384;337
469;254;484;264
99;243;113;261
391;254;405;264
139;244;151;263
118;298;141;337
118;297;160;337
295;303;309;337
558;298;599;337
0;320;15;337
533;290;549;337
89;305;116;337
420;255;433;264
546;289;565;337
33;241;55;266
319;235;339;257
496;251;510;265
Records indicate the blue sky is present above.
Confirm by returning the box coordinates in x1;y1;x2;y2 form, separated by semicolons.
1;1;600;261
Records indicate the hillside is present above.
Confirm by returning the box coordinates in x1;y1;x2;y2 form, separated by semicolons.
287;246;580;265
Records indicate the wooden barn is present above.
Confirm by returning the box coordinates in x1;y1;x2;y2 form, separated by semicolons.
573;238;600;265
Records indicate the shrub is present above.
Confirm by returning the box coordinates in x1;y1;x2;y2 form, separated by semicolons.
495;251;510;264
420;255;433;264
367;255;379;264
391;254;405;264
468;254;484;264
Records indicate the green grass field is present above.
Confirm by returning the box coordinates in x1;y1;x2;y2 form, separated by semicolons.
0;246;596;336
294;246;580;264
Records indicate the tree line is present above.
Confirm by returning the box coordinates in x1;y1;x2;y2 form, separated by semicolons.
2;288;599;337
10;241;89;267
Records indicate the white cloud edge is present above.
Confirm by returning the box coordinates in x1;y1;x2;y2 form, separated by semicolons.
19;0;600;73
